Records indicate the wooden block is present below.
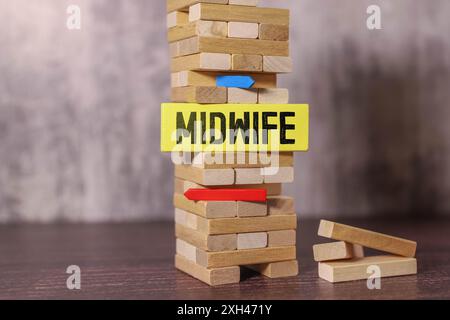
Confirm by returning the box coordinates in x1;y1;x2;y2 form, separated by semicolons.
228;0;258;6
171;53;231;73
197;214;297;235
176;238;198;262
318;220;417;257
175;208;200;229
191;152;293;169
167;0;228;13
170;42;180;57
235;168;264;184
171;86;227;103
168;20;227;43
237;201;267;217
167;11;189;29
263;56;292;73
175;255;240;286
172;36;289;57
231;54;262;72
319;256;417;283
173;71;276;88
197;246;296;268
263;167;294;183
227;88;258;104
237;232;268;250
247;260;298;278
175;165;235;185
267;196;295;215
189;3;289;25
174;178;282;196
175;36;200;57
176;224;237;252
313;241;365;262
259;24;289;41
228;22;259;39
268;230;296;247
174;195;237;219
258;88;289;104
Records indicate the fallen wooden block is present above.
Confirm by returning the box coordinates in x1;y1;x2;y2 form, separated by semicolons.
175;254;240;286
172;71;276;88
247;260;299;278
171;53;231;73
228;0;258;6
167;11;189;29
227;88;258;104
318;220;417;257
174;178;283;196
197;246;296;268
259;24;289;41
168;20;228;42
237;232;268;250
172;36;289;57
263;167;294;184
232;54;262;72
228;22;259;39
267;196;295;215
235;168;264;185
189;3;289;25
179;209;296;235
174;194;237;218
258;88;289;104
237;201;268;217
319;255;417;283
176;224;237;251
167;0;228;13
263;56;293;73
171;86;227;103
175;165;235;186
268;230;296;247
313;241;365;262
190;152;293;169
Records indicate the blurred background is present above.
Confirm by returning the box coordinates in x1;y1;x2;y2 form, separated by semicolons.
1;0;449;223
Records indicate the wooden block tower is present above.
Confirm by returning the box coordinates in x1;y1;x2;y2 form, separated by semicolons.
162;0;309;286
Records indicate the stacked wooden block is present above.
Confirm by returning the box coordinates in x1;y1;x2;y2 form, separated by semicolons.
313;220;418;283
168;0;292;104
167;0;298;286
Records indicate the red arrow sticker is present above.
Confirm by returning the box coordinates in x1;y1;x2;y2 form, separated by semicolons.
184;189;267;202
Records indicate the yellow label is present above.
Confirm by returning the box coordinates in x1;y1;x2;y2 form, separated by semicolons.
161;103;309;152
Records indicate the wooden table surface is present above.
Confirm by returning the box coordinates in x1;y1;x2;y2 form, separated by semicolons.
0;218;449;300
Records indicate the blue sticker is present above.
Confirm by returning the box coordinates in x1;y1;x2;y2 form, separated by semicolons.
216;75;255;89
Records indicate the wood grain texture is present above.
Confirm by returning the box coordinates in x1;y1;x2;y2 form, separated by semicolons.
197;246;296;268
173;71;277;88
176;224;237;251
167;0;228;13
172;36;290;57
2;0;450;222
246;260;299;279
313;241;364;262
175;255;241;286
168;20;227;42
318;220;417;257
174;195;237;218
189;3;289;25
0;219;449;299
175;165;235;186
318;256;417;283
